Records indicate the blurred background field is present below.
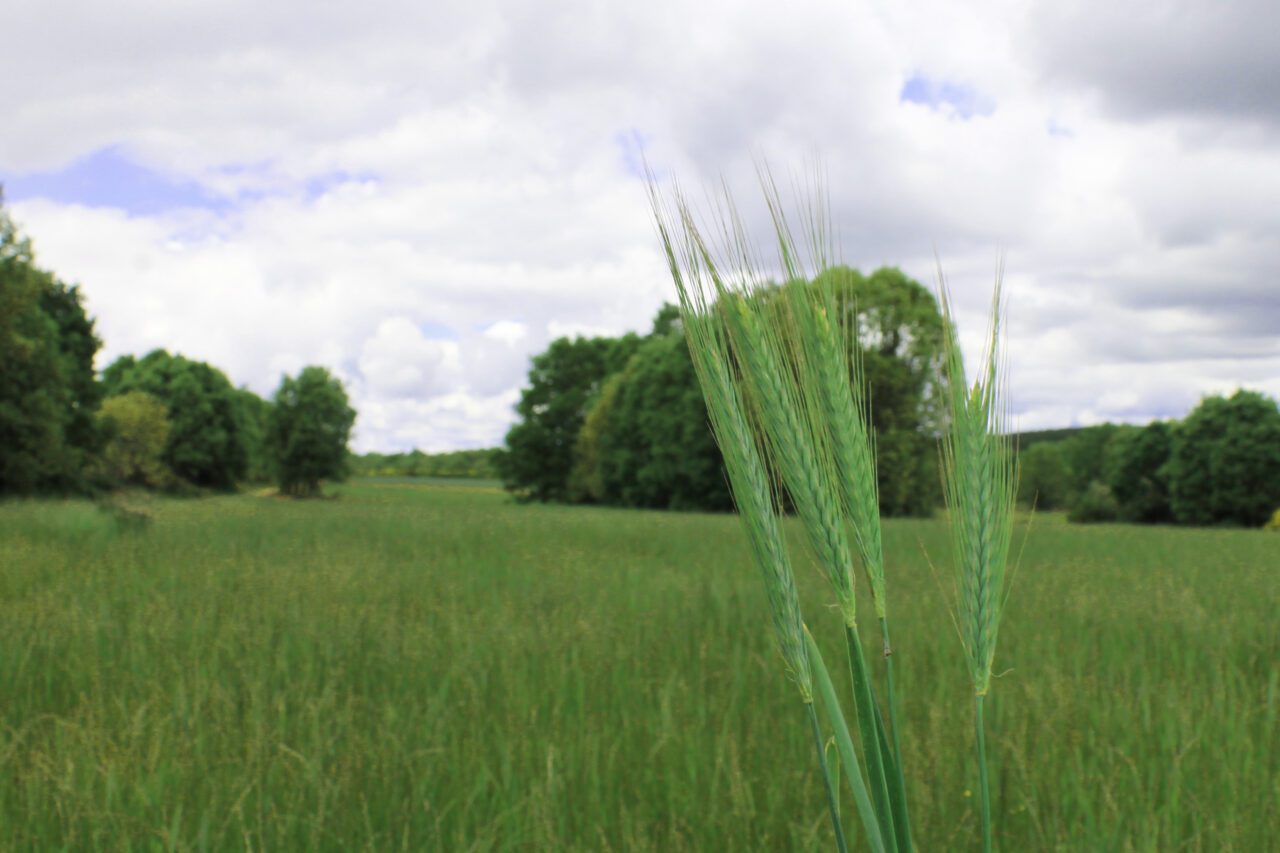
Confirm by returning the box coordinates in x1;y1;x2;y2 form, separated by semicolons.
1;480;1275;850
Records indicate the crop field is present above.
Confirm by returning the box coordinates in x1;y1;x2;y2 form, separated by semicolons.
0;480;1276;851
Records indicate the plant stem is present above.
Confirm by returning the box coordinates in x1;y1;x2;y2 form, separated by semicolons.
845;625;898;852
807;701;850;853
879;618;913;852
805;627;887;853
975;694;992;853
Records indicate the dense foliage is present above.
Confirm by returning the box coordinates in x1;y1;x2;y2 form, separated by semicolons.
1105;421;1173;523
102;350;251;490
1166;390;1280;527
97;391;172;488
1016;442;1071;511
1017;392;1280;528
269;366;357;497
350;448;500;479
571;329;731;511
0;199;105;494
500;267;948;515
0;194;355;497
497;333;641;502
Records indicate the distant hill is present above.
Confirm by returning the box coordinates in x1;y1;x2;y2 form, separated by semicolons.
351;448;500;480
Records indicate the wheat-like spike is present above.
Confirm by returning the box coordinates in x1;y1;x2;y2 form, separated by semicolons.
753;168;887;619
938;265;1018;697
721;286;859;626
647;178;812;700
665;184;859;626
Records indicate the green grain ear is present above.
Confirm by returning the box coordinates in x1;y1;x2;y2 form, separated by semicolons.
937;266;1018;698
937;262;1018;853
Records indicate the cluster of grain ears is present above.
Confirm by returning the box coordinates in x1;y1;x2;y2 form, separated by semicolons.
649;171;1017;853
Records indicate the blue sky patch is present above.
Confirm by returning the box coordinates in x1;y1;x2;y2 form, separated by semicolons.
1047;119;1074;139
0;146;231;216
614;128;651;180
899;75;996;120
420;321;457;340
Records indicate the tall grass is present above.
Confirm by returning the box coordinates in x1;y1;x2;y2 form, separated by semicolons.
0;485;1276;848
649;173;1016;850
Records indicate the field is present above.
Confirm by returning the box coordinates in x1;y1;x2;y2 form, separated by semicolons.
1;480;1276;851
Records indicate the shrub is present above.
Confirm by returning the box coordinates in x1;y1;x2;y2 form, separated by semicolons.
1069;480;1120;524
1166;390;1280;527
98;391;172;488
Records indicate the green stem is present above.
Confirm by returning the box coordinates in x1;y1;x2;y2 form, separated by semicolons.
976;694;992;853
806;701;850;853
845;625;898;852
805;626;887;853
879;617;913;853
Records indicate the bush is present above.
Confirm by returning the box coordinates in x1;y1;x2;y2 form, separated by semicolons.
98;391;172;488
1166;390;1280;527
1069;481;1119;524
269;366;356;498
1105;420;1173;524
1018;442;1071;510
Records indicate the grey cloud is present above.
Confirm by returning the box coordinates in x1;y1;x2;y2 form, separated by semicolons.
1029;1;1280;128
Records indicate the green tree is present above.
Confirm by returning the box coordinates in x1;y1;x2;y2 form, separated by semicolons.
579;330;731;510
0;194;103;494
269;366;356;497
1105;421;1173;523
1166;390;1280;527
567;370;625;503
99;391;172;487
234;387;274;484
1017;442;1071;511
1060;424;1121;504
498;333;640;502
102;350;248;489
1068;480;1120;524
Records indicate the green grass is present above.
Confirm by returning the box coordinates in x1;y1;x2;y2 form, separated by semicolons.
0;482;1276;850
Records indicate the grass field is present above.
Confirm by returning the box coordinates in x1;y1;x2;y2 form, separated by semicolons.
1;480;1276;850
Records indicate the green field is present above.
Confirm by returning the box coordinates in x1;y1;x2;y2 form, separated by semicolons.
1;480;1276;850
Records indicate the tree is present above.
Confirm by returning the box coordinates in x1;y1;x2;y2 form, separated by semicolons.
1017;442;1071;511
1166;390;1280;527
1068;481;1120;524
498;333;641;502
234;387;274;484
574;330;731;510
269;366;356;497
98;391;172;487
1060;424;1121;504
1105;421;1173;523
103;350;249;489
0;193;103;494
567;370;625;503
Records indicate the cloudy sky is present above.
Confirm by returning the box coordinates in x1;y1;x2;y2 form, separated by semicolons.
3;0;1276;452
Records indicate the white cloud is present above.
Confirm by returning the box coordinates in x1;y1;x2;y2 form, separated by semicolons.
2;0;1277;453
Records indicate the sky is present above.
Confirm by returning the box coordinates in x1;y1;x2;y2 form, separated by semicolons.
2;0;1276;452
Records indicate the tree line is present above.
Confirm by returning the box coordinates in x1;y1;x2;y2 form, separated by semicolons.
497;267;951;517
498;266;1280;529
1019;390;1280;527
0;194;355;498
350;448;500;479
